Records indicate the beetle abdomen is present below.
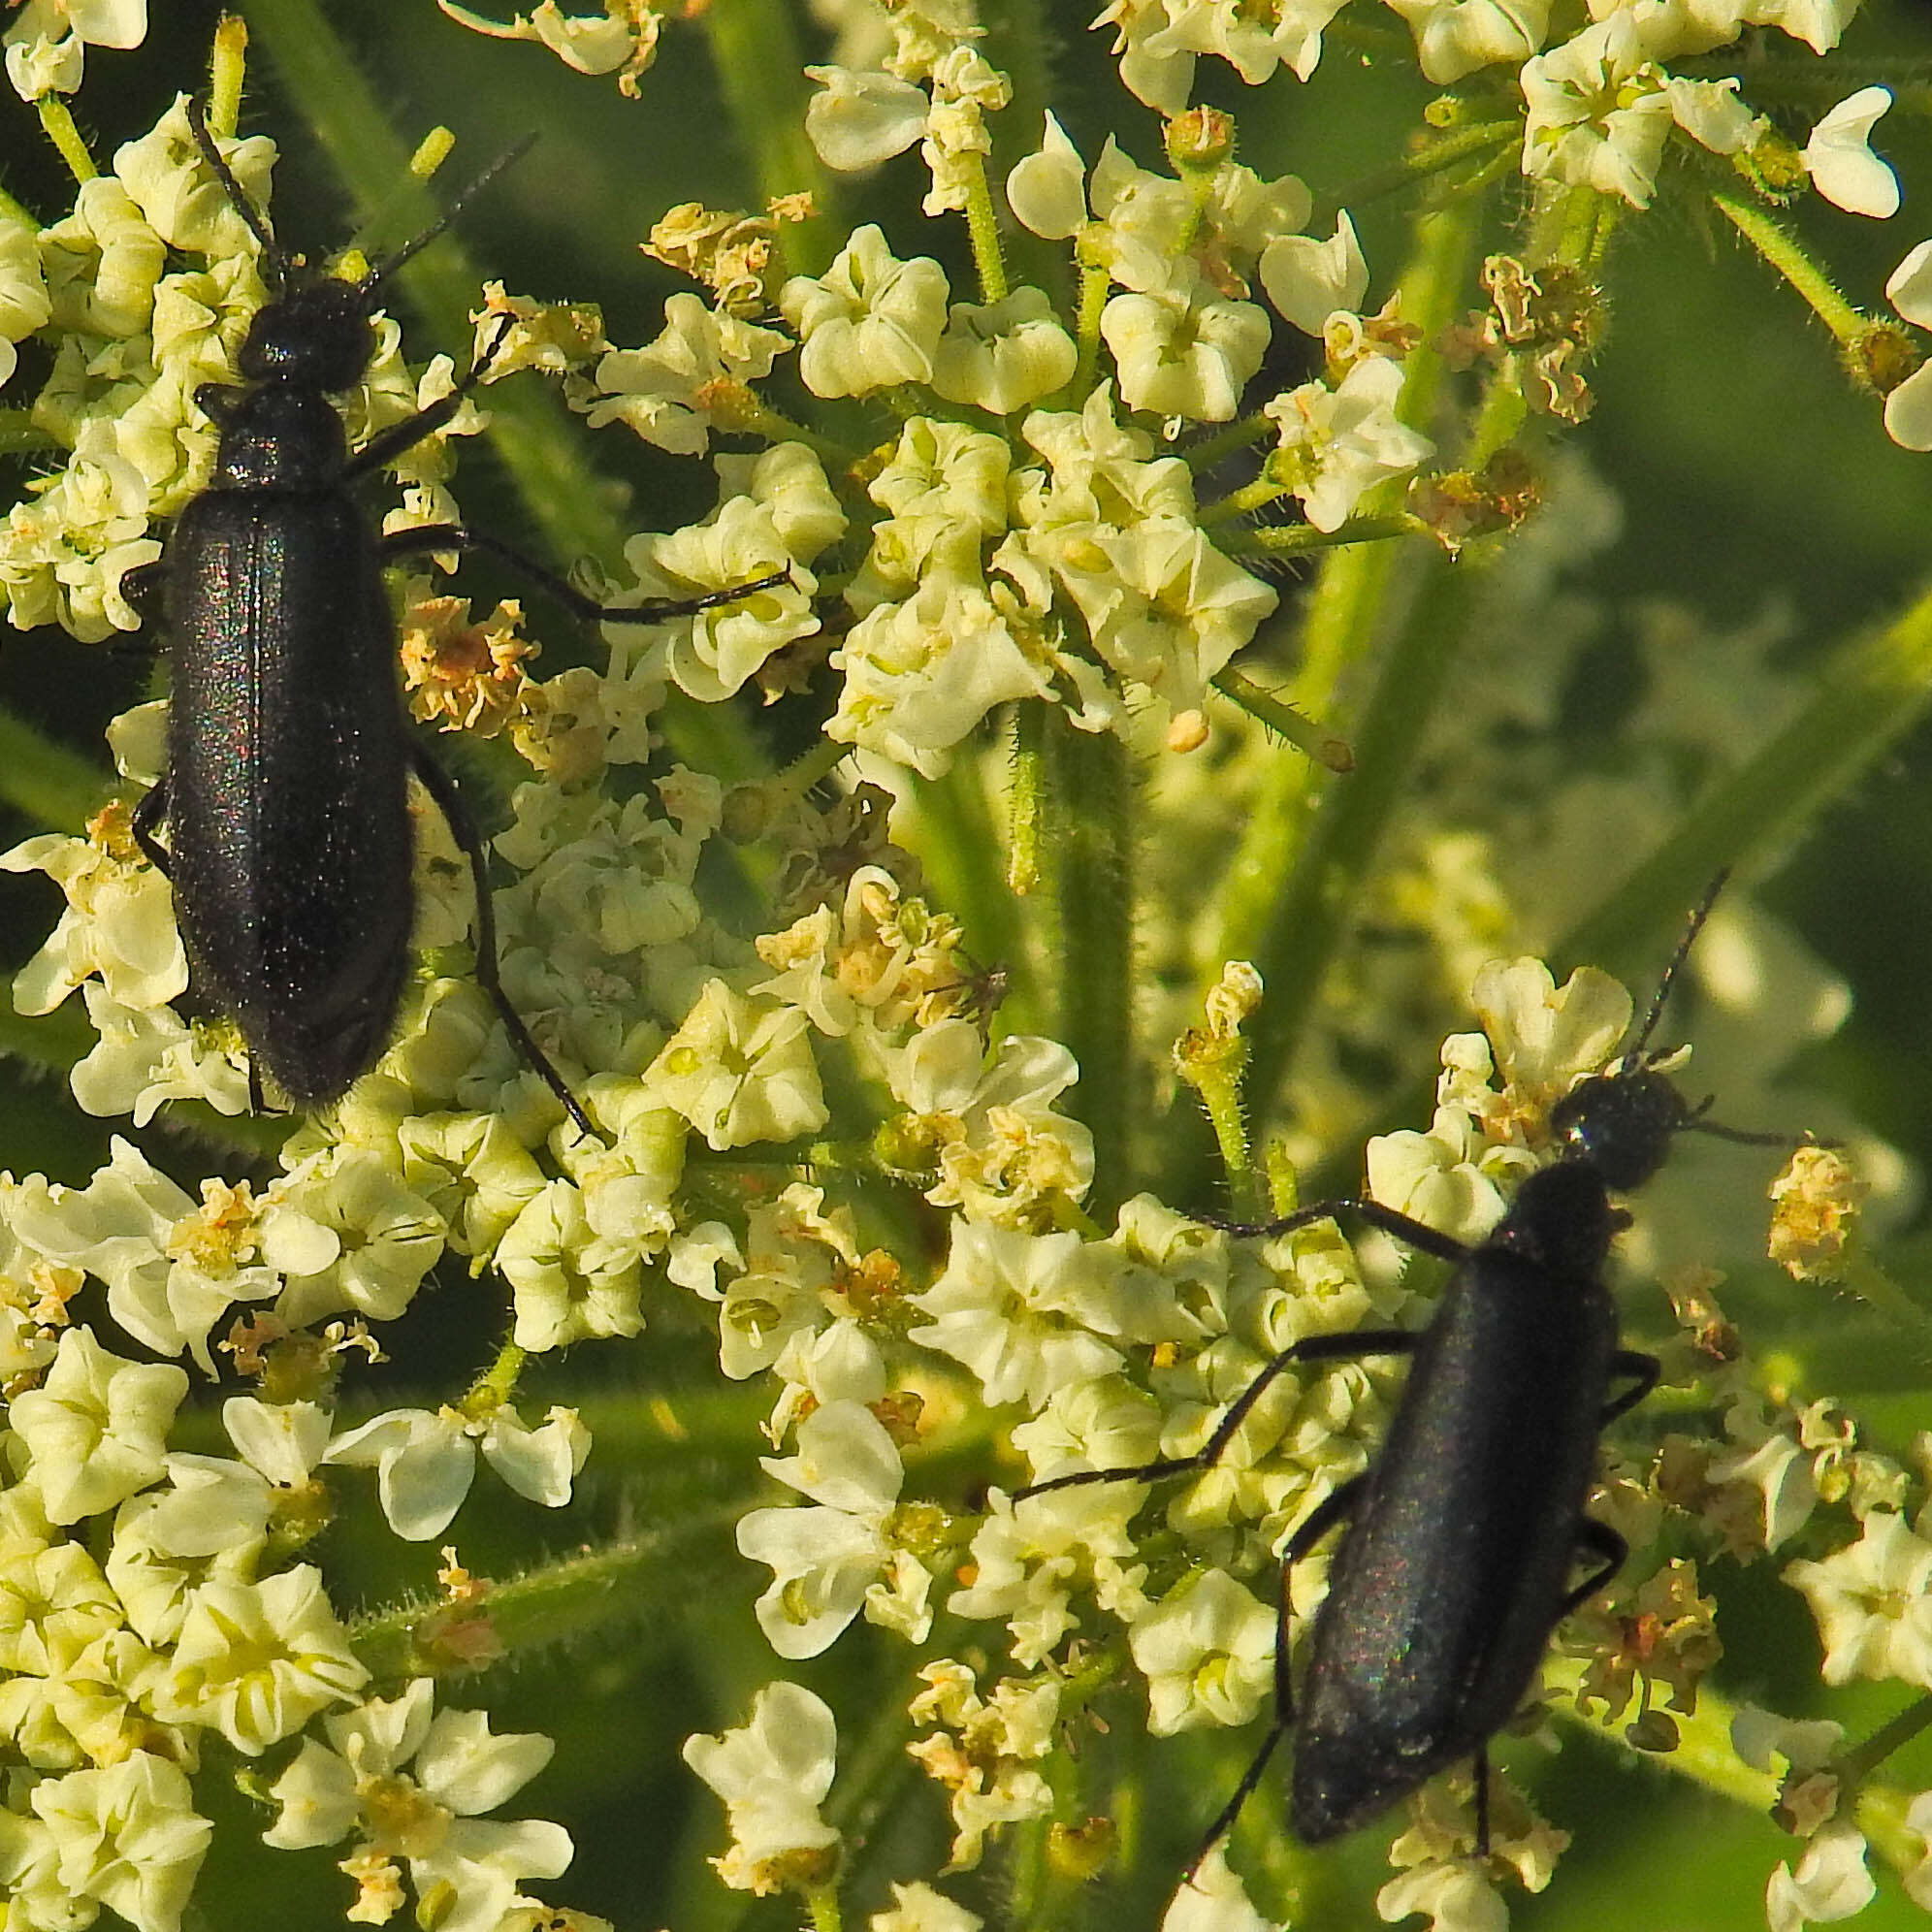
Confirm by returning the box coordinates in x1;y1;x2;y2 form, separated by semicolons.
163;489;413;1101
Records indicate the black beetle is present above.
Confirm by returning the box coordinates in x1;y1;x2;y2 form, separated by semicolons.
137;98;785;1134
1019;876;1807;1861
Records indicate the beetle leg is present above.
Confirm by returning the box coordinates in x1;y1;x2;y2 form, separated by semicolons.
1472;1745;1493;1859
405;745;596;1141
131;779;171;876
1559;1516;1629;1617
345;314;518;479
1602;1348;1660;1423
1194;1196;1473;1267
1016;1330;1416;1501
1179;1474;1367;1880
378;522;792;627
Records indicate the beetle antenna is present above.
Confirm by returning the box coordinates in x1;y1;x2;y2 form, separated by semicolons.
1618;865;1730;1070
186;94;287;291
1686;1117;1840;1150
362;132;537;292
1676;1086;1839;1150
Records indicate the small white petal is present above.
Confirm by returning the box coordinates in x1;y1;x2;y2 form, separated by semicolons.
1258;212;1369;336
803;66;929;172
1883;360;1932;450
1885;239;1932;327
1805;85;1899;218
1006;111;1088;239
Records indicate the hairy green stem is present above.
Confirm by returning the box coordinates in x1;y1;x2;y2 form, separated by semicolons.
0;701;113;833
1048;712;1136;1208
1835;1252;1932;1357
1322;118;1524;217
702;0;842;278
1070;263;1111;402
912;760;1035;1032
1712;190;1866;344
961;153;1011;306
1558;578;1932;978
37;99;97;183
1211;668;1353;772
1211;193;1482;1132
1009;702;1047;894
347;1508;747;1678
1246;553;1486;1122
1235;512;1430;554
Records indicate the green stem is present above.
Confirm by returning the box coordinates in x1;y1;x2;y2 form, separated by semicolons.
0;415;55;456
1048;712;1135;1209
1069;263;1110;402
720;391;860;468
0;701;113;833
1677;53;1932;115
1009;702;1047;894
1839;1694;1932;1788
1182;1037;1255;1219
348;1508;747;1678
1208;194;1482;1133
961;153;1010;306
1548;1660;1932;1885
467;1336;526;1407
761;733;853;808
701;0;842;279
1244;553;1486;1121
1200;475;1293;526
37;98;97;183
1322;119;1523;216
908;759;1037;1033
1185;411;1274;474
1211;668;1353;772
1711;190;1866;345
1557;578;1932;979
1542;1656;1780;1814
1834;1252;1932;1357
209;13;248;136
1234;512;1429;555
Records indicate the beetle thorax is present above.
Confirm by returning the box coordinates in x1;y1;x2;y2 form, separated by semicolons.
1492;1161;1621;1282
209;383;352;490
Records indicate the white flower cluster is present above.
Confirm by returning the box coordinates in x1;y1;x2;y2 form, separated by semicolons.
5;753;975;1363
0;1327;573;1932
0;97;501;642
10;5;1927;1925
1093;0;1859;214
556;12;1456;769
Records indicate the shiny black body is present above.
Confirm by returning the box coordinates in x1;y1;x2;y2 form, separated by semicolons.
1018;880;1803;1860
141;102;784;1121
159;359;411;1103
1286;1160;1631;1840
